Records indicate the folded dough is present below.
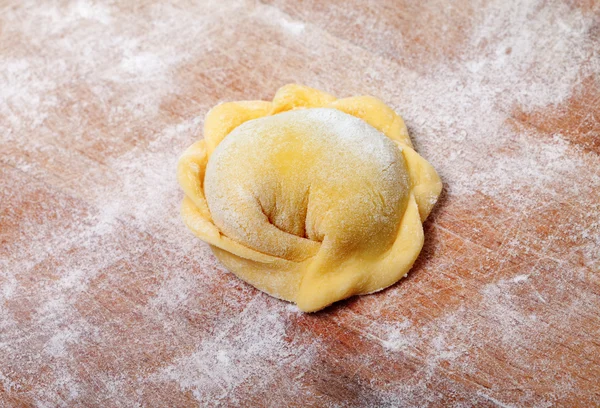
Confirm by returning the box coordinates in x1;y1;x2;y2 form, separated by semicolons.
178;84;442;312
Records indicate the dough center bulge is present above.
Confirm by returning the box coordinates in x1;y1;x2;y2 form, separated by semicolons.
204;108;410;264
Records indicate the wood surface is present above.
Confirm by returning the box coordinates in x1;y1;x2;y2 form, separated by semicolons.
1;0;599;406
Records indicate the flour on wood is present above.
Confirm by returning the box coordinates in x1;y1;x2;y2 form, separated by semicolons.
1;0;599;405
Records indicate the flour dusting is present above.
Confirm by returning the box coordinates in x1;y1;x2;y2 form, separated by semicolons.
1;0;599;406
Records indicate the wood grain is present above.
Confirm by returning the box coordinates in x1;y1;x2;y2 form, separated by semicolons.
1;0;599;406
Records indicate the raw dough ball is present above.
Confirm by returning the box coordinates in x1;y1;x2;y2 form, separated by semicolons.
178;84;442;312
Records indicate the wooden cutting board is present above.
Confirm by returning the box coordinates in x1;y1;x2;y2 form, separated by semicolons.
1;0;599;406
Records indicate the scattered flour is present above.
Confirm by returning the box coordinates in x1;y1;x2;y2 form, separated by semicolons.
153;297;307;403
513;274;529;283
278;17;305;35
0;0;598;406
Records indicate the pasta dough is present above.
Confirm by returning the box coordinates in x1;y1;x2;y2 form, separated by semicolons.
178;84;442;312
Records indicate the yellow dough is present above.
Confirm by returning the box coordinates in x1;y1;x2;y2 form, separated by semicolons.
178;84;442;312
